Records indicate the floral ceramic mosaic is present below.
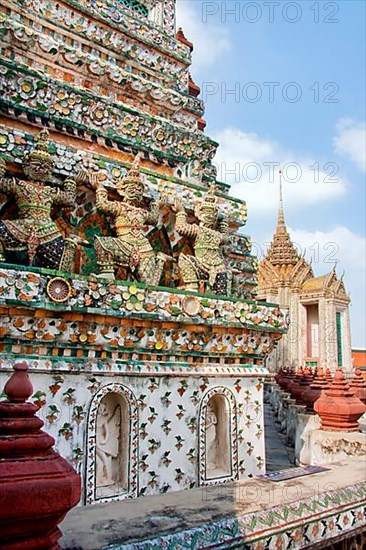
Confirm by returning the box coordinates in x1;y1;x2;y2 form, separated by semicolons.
0;267;287;334
0;15;202;124
0;61;215;164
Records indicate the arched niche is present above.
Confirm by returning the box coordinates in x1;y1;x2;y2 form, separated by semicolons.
85;383;138;504
198;387;238;486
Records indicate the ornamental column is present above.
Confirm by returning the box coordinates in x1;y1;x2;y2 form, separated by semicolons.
0;362;81;550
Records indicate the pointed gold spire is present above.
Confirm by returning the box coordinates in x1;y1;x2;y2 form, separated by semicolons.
265;170;300;266
278;169;285;226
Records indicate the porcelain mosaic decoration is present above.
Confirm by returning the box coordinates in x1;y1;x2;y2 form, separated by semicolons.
113;483;366;549
0;0;288;504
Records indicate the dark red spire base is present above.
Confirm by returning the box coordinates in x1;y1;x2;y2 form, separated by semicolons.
291;367;313;404
0;362;81;550
302;367;330;413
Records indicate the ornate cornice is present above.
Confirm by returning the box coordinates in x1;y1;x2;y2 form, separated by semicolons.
301;269;350;302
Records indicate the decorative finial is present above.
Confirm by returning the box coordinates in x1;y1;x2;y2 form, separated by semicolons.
3;362;33;403
0;364;81;547
278;169;285;225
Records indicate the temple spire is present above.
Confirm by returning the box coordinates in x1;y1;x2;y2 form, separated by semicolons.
274;169;287;238
278;169;285;226
265;168;302;266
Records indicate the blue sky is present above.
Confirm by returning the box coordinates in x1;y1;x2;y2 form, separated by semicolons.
176;0;366;346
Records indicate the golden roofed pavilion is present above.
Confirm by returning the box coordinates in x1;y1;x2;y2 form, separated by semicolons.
257;174;352;372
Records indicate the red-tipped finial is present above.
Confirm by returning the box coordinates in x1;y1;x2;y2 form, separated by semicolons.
3;362;33;403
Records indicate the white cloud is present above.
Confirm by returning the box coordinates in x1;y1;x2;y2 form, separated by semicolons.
334;118;366;171
176;1;231;71
212;127;348;215
289;226;366;273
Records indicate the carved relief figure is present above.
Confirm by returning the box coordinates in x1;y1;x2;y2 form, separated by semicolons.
173;186;231;295
205;403;218;471
0;130;87;270
90;155;168;283
96;399;122;488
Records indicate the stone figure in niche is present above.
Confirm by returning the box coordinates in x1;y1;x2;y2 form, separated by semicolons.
173;185;231;296
96;399;122;488
90;154;169;283
0;129;88;270
205;403;218;471
204;395;232;479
